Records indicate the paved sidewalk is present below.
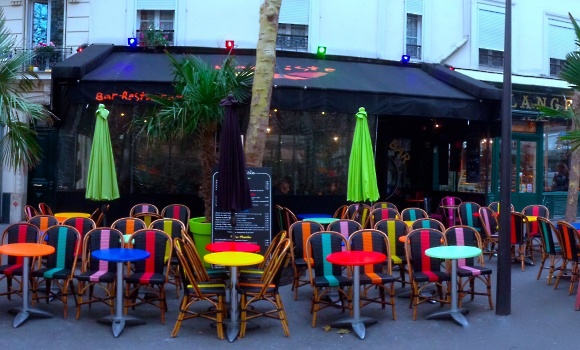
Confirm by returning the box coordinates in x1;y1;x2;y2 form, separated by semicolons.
0;246;578;349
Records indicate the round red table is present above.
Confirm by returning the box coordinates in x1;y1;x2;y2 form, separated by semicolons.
0;243;55;327
326;251;386;339
206;241;260;253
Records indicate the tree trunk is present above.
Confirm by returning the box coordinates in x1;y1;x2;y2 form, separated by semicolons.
199;123;218;222
245;0;281;167
565;92;580;222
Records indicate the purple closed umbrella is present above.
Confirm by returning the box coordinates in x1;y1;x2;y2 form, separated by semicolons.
216;95;252;240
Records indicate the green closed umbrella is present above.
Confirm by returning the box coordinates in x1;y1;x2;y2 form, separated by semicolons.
347;107;380;203
86;104;119;223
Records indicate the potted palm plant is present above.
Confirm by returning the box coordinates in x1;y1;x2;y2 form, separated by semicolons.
131;52;253;258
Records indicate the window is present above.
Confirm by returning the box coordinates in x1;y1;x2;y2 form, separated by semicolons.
277;0;309;52
548;19;575;77
137;10;175;45
543;122;571;191
478;4;504;69
405;0;423;60
30;0;64;47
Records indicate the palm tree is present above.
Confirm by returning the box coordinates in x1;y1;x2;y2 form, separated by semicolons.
132;53;253;221
0;8;53;170
537;13;580;222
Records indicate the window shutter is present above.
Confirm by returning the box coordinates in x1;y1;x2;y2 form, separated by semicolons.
279;0;309;25
549;20;575;59
136;0;175;10
479;8;504;51
406;0;423;15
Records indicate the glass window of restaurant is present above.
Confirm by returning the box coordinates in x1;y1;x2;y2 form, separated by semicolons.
543;120;571;192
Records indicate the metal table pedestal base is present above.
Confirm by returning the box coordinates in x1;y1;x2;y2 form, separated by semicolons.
331;316;377;339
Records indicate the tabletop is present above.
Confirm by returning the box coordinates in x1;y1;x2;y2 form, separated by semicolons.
92;248;150;263
54;212;91;222
204;252;264;267
425;245;481;260
297;213;333;219
0;243;55;257
206;241;261;253
304;217;339;225
326;251;386;266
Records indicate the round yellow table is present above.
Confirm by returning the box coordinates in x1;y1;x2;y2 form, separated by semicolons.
204;252;264;342
54;212;91;223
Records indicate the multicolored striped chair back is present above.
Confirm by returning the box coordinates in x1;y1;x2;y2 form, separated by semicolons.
161;204;190;229
348;229;391;275
556;221;579;263
1;223;40;273
28;215;59;234
405;228;447;277
411;218;445;232
24;205;39;221
372;202;398;212
111;217;147;235
400;208;428;222
129;229;172;277
150;218;184;240
458;202;482;232
479;207;499;238
333;205;348;219
83;228;124;274
326;219;362;243
369;208;399;228
510;212;528;245
289;220;324;263
522;205;549;237
374;219;408;265
130;203;159;216
536;217;559;256
444;225;481;267
40;225;81;275
306;231;348;285
63;217;96;256
348;204;372;228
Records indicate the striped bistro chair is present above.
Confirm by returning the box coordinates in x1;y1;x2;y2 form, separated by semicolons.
411;218;445;232
305;231;352;327
326;219;362;245
372;201;398;212
150;218;186;298
400;207;428;223
478;207;499;259
488;201;514;214
62;217;96;257
349;204;372;228
332;205;349;219
535;217;562;285
348;229;397;319
239;230;287;281
238;238;292;338
521;205;549;256
374;218;409;287
24;205;40;221
436;196;462;228
111;217;147;244
554;221;580;295
28;214;60;237
458;202;482;234
74;227;124;319
0;223;40;299
161;204;191;230
180;233;228;282
125;228;172;324
282;206;299;232
38;202;54;216
171;238;226;339
509;212;530;271
130;203;159;216
289;220;324;300
444;225;493;309
31;225;81;318
405;228;451;320
369;208;399;228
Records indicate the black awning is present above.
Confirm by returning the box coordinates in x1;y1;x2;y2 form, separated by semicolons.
52;45;501;120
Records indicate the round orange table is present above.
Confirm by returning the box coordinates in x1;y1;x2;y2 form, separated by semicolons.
206;241;260;253
204;252;264;342
326;251;386;339
0;243;55;327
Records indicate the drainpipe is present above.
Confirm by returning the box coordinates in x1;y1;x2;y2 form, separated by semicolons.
438;37;468;64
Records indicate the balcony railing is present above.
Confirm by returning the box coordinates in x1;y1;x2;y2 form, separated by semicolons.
135;29;175;46
276;34;308;52
14;47;74;72
406;44;422;59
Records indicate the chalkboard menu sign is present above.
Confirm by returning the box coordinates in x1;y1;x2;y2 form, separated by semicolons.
466;140;480;183
211;167;272;255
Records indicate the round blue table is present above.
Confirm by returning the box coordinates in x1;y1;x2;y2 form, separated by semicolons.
92;248;150;337
297;213;332;219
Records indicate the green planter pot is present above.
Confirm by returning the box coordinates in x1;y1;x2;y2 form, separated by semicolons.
189;217;212;267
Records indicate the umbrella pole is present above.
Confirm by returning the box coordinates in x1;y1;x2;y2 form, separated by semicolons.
230;210;236;242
